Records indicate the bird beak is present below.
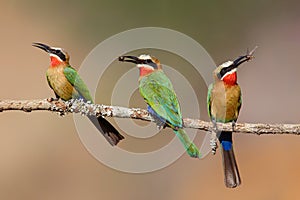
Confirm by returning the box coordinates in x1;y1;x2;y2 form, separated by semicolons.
233;55;250;67
233;46;258;68
118;55;140;64
32;42;52;53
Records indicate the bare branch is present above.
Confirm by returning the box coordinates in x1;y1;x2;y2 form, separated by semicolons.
0;99;299;135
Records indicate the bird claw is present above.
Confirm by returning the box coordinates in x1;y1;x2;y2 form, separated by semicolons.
212;119;218;132
232;121;236;132
210;130;218;155
157;125;163;131
47;97;60;102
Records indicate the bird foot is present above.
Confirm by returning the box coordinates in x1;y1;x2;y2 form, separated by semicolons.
47;97;60;102
210;130;218;155
155;121;167;131
209;120;219;154
232;121;236;132
212;120;218;132
157;125;163;131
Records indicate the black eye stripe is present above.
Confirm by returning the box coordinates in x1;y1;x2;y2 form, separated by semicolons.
137;58;158;69
141;59;153;64
219;64;236;78
147;62;157;69
219;67;227;78
57;52;66;61
51;49;66;61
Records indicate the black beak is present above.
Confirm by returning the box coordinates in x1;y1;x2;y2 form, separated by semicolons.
118;55;141;64
32;42;52;53
233;46;258;67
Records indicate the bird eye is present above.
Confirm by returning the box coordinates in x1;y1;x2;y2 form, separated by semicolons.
140;59;153;65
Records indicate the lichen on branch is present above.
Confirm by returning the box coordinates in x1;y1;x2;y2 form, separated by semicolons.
0;99;299;135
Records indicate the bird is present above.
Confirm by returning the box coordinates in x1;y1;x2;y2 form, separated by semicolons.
118;54;200;158
207;47;256;188
32;42;124;145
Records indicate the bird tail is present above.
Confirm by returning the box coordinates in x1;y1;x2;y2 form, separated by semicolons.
88;115;124;146
173;128;200;158
219;131;241;188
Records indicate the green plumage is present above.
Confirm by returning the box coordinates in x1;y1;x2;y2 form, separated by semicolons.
46;65;76;101
46;65;94;102
139;70;200;158
63;66;93;102
139;70;182;128
46;64;124;146
207;70;242;188
207;81;242;123
173;129;200;158
33;42;124;146
206;51;255;188
207;84;213;120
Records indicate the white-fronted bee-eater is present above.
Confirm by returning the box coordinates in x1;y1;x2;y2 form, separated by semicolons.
33;42;124;145
119;54;200;158
207;48;256;188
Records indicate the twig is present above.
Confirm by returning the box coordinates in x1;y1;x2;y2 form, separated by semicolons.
0;99;299;135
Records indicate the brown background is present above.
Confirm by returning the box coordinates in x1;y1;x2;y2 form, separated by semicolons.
1;1;300;199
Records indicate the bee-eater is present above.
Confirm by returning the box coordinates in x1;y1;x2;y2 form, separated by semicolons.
33;42;124;145
207;49;255;188
119;54;200;158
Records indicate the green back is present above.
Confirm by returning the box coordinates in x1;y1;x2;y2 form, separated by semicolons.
139;70;182;128
63;66;93;102
207;83;213;120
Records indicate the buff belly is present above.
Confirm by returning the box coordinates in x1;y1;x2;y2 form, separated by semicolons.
46;66;78;100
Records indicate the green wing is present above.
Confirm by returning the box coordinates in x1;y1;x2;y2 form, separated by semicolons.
237;89;242;118
207;83;213;120
139;70;182;128
63;66;93;102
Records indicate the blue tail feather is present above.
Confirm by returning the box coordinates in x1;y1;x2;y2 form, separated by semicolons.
219;131;233;151
219;131;241;187
221;141;232;151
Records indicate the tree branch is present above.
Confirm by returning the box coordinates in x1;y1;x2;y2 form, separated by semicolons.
0;99;299;135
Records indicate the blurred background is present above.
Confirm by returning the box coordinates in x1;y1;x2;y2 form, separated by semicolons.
1;0;300;199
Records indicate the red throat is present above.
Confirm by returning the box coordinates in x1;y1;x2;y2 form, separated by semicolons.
50;56;63;67
222;72;237;85
139;66;154;77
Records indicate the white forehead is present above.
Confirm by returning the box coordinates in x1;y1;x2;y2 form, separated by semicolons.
138;54;151;60
52;47;68;56
52;47;63;51
220;61;233;68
